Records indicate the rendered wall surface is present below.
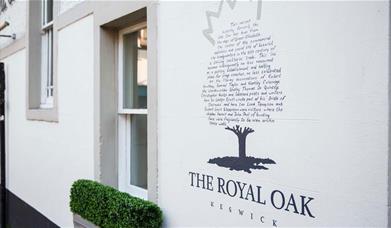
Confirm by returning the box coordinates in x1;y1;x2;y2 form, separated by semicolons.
157;1;390;227
3;14;94;227
0;0;26;49
0;0;85;49
59;0;84;15
0;1;390;227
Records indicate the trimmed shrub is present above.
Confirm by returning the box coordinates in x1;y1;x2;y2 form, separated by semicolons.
70;179;163;228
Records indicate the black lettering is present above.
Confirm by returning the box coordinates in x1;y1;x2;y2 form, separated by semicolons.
300;196;315;218
201;20;285;127
285;193;299;214
206;175;214;191
226;180;238;197
256;185;266;205
189;172;196;186
245;185;255;201
196;173;206;188
271;190;285;210
217;177;226;194
238;209;244;215
236;181;247;199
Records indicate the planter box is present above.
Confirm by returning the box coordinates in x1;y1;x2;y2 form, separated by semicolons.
73;214;99;228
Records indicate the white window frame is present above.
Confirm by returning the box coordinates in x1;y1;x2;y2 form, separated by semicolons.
40;0;54;109
117;21;147;115
118;22;148;200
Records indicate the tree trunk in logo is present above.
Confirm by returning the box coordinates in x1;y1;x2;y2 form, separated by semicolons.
238;135;247;158
225;125;254;158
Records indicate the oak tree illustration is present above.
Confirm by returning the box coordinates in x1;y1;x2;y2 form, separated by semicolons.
207;124;276;174
225;125;254;158
202;20;284;173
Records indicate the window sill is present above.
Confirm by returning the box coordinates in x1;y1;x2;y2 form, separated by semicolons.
26;108;58;122
39;103;54;109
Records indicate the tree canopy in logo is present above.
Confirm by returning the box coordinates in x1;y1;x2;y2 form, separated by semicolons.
201;19;285;173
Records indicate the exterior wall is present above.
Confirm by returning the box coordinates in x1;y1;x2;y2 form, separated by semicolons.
156;1;390;227
59;0;84;15
3;14;94;227
0;0;25;49
0;0;85;49
2;2;156;226
0;1;389;227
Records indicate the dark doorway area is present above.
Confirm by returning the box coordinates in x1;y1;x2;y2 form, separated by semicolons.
0;62;6;227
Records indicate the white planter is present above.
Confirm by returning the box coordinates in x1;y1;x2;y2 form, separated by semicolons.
73;214;99;228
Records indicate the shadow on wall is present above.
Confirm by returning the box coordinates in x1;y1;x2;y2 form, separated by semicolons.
0;187;59;228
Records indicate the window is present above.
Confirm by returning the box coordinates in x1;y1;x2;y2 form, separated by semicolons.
40;0;54;108
118;22;148;199
26;0;57;121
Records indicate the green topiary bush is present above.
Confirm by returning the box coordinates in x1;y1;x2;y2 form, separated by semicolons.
70;179;163;228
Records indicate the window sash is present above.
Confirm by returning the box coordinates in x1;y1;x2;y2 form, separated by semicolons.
40;0;54;108
118;109;147;115
118;114;148;200
41;0;53;26
118;22;147;113
40;28;53;108
41;21;53;32
118;22;149;200
126;114;148;196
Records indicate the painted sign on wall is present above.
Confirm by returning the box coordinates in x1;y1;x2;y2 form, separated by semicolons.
157;1;389;227
187;2;315;226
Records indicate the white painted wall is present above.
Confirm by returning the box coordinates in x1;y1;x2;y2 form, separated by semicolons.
59;0;84;15
0;1;389;227
0;0;84;49
3;14;94;227
0;0;26;49
157;1;390;227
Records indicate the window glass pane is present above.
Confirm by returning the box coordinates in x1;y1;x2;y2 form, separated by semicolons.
46;0;53;23
40;28;53;108
49;29;53;87
41;32;48;104
123;28;148;109
130;114;147;189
